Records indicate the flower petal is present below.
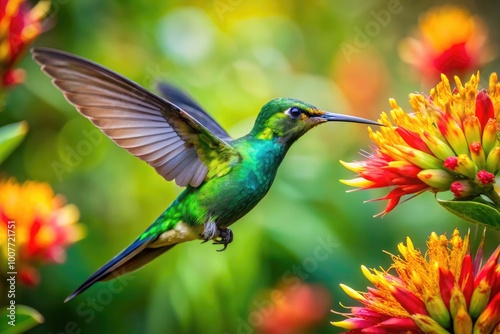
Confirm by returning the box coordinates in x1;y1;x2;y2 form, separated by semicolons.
476;90;495;131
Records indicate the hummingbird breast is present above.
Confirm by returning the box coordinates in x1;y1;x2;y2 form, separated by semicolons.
195;137;287;227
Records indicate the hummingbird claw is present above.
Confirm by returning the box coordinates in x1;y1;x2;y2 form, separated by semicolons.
199;223;233;251
213;227;233;252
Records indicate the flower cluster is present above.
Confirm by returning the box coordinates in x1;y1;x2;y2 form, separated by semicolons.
0;178;84;286
341;72;500;217
332;229;500;334
399;5;492;86
0;0;50;87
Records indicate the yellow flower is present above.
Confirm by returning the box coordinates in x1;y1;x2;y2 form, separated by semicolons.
341;72;500;216
0;178;84;285
399;6;493;86
332;229;500;334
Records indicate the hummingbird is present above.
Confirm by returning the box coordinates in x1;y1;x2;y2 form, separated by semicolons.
32;47;380;302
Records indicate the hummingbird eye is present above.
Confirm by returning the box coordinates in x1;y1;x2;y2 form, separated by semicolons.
287;107;303;119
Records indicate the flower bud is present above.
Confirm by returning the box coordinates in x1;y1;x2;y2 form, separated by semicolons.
422;131;456;161
444;156;459;171
486;147;500;175
456;154;478;179
453;306;473;334
437;113;469;155
482;119;499;155
424;293;451;329
390;285;428;316
417;169;454;190
393;145;443;170
469;280;491;319
475;90;495;130
412;314;450;334
463;116;482;147
476;170;495;186
473;293;500;334
450;180;477;198
470;142;486;170
449;285;467;318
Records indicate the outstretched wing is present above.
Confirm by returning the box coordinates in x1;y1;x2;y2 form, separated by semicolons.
32;48;241;187
156;82;232;142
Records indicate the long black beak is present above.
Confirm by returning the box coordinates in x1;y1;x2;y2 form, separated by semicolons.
320;111;382;126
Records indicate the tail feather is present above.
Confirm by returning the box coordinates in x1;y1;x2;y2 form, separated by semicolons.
65;237;173;302
99;246;173;282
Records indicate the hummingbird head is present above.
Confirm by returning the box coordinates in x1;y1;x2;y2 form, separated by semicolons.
251;98;380;145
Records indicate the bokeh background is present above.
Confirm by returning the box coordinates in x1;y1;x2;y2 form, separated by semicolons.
2;0;500;333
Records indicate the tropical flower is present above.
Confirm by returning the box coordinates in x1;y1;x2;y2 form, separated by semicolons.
332;229;500;334
255;281;331;334
341;72;500;217
0;0;50;87
0;178;84;286
399;6;492;86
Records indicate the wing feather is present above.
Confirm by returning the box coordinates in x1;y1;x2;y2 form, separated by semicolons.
175;153;200;187
192;163;208;187
156;82;232;141
32;47;241;187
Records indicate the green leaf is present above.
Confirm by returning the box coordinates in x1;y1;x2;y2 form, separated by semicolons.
0;305;44;334
438;197;500;230
0;121;28;164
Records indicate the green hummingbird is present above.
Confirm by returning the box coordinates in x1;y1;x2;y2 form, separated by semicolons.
32;47;379;302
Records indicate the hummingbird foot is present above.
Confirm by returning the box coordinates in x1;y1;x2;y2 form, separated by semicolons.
199;222;233;251
212;227;233;252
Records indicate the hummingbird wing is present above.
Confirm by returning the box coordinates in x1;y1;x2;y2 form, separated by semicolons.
156;82;232;142
32;48;241;187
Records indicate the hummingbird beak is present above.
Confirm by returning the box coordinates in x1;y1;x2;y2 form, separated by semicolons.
318;111;382;126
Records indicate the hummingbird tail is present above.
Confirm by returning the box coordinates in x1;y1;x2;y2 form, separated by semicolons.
64;237;174;303
99;246;174;281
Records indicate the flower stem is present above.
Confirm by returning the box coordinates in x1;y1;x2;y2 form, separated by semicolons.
485;188;500;208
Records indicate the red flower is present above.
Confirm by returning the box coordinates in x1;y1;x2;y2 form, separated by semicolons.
399;6;493;86
254;281;331;334
342;73;500;216
333;229;500;334
0;0;50;88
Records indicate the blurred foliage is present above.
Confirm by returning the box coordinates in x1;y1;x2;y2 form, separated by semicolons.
2;0;500;333
0;305;44;334
0;122;27;164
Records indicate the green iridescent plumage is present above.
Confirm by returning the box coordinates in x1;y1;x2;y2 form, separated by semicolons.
32;48;380;302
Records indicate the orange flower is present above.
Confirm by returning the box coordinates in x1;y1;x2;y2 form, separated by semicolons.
252;281;331;334
399;6;492;86
332;229;500;334
341;72;500;216
332;50;389;119
0;0;50;87
0;178;84;286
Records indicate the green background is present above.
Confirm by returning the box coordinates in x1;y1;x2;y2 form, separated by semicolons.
2;0;500;333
